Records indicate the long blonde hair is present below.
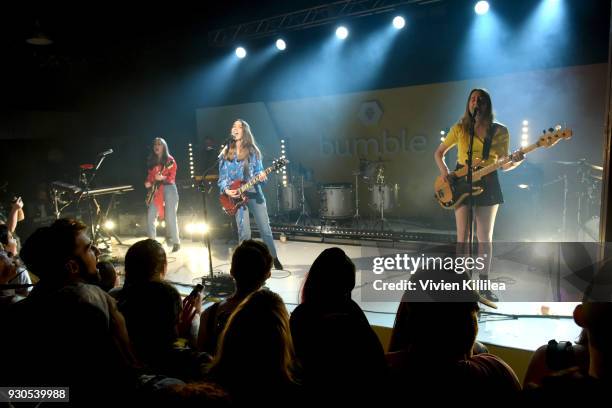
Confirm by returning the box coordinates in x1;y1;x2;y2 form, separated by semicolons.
208;289;297;387
223;119;262;162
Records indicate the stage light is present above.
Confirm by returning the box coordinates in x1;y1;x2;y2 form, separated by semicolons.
393;16;405;29
103;220;115;230
522;126;529;133
521;140;529;147
186;222;209;235
475;1;490;15
235;47;247;58
440;137;445;142
522;133;529;140
280;139;285;143
518;184;529;189
522;120;529;126
275;39;286;51
440;130;446;135
336;26;349;40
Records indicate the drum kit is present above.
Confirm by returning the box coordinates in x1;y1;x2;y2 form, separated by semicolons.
276;158;399;229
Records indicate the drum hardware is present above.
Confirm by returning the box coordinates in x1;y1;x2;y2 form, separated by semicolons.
319;183;354;220
359;158;387;184
352;170;363;228
295;175;311;226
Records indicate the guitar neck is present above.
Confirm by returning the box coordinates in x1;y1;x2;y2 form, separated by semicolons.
473;142;538;180
237;166;275;194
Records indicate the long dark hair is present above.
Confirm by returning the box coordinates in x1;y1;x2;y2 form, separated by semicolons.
459;88;494;134
300;247;355;304
147;137;171;169
223;119;262;162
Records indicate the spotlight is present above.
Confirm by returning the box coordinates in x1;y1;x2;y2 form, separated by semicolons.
440;130;446;135
275;39;286;51
522;120;529;126
186;222;209;235
521;140;529;147
235;47;247;58
103;220;115;230
281;139;285;143
518;184;529;189
522;127;529;133
522;134;529;140
336;26;349;40
392;16;406;29
475;1;490;15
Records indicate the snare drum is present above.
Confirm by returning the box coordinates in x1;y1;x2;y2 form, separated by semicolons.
320;183;354;219
370;183;399;212
279;184;299;212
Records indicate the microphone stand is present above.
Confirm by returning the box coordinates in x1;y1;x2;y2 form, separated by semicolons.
199;141;232;281
466;111;477;270
82;153;109;247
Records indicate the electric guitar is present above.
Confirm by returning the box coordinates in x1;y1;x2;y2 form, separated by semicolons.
220;158;289;216
434;127;573;209
146;159;175;206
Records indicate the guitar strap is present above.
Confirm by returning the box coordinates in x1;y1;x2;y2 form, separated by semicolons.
481;123;496;161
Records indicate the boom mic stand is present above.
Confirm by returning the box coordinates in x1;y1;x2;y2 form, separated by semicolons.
195;143;236;299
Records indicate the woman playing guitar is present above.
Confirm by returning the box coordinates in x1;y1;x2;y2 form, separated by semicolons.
145;137;180;252
218;119;283;270
433;89;524;302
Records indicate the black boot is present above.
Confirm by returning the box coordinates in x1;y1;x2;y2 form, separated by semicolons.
273;257;283;270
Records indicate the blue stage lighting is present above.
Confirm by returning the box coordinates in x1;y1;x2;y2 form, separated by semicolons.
336;26;349;40
235;47;247;58
393;16;406;29
475;1;490;15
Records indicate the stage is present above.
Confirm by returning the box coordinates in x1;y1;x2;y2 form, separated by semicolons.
106;235;582;352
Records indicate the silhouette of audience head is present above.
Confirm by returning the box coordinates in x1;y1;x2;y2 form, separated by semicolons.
20;218;100;285
124;238;167;285
230;240;272;293
301;247;355;304
0;224;18;256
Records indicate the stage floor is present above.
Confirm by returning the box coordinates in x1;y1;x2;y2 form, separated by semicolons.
107;236;581;351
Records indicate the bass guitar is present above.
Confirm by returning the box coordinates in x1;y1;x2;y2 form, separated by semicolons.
434;126;572;209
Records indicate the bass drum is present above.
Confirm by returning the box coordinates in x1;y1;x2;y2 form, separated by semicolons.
279;184;299;212
370;183;399;212
320;183;354;219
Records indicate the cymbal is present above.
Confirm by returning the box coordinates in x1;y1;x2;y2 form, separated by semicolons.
589;164;604;171
553;160;583;166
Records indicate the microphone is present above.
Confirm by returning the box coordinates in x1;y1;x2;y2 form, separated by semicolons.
217;136;234;159
98;149;114;156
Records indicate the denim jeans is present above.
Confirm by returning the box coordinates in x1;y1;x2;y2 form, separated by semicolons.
235;196;277;258
147;183;180;245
